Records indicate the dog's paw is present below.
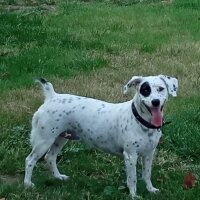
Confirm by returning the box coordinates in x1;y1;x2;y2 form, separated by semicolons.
56;174;69;181
147;186;160;193
24;181;35;188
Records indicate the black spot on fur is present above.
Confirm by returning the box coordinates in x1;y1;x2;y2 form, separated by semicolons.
62;99;67;104
66;111;72;115
125;125;128;131
51;128;55;133
68;98;73;103
173;84;177;91
141;126;149;133
140;82;151;97
148;132;153;137
82;106;85;109
132;141;137;145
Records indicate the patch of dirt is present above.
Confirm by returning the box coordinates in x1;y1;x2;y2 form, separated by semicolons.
0;4;56;12
0;47;18;57
0;0;57;12
0;174;23;184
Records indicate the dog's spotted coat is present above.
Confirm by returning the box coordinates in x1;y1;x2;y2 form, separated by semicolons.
24;75;178;199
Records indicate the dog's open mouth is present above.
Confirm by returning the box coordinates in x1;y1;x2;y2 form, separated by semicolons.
143;103;163;127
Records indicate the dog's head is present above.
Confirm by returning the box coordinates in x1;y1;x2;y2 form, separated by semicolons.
124;75;178;127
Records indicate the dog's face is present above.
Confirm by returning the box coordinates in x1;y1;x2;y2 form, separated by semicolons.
124;75;178;127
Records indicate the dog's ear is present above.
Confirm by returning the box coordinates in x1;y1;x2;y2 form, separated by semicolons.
123;76;143;94
159;75;178;97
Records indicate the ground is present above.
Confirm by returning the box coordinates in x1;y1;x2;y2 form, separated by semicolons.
0;0;200;199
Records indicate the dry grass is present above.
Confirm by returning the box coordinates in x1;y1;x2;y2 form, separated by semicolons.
1;41;199;120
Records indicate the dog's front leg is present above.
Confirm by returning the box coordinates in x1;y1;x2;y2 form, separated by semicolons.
123;151;138;199
142;150;159;193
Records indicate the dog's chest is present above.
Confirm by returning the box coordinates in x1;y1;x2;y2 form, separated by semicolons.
136;130;161;154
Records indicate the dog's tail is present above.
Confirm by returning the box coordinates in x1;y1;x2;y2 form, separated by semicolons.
36;78;56;100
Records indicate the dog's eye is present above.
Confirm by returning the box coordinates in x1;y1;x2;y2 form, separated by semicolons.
158;87;164;92
140;82;151;97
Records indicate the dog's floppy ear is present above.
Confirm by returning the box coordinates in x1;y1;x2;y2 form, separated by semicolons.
159;75;178;97
123;76;143;94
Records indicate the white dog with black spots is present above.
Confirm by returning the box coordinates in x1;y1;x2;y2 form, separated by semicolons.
24;75;178;199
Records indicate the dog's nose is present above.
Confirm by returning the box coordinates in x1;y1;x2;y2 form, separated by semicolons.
152;99;160;107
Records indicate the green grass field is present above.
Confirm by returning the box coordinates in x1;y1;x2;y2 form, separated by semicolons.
0;0;200;199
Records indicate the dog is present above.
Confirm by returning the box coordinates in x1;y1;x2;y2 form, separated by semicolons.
24;75;178;198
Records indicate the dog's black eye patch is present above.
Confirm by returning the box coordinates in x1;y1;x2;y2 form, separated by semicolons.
140;82;151;97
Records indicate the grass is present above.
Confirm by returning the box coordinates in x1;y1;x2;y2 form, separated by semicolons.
0;0;200;199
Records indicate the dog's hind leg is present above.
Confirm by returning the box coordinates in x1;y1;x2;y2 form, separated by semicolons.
44;136;69;181
24;131;55;188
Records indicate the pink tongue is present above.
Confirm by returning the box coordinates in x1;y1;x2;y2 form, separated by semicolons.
151;107;162;127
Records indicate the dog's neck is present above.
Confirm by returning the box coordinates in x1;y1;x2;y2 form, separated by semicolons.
132;96;163;129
